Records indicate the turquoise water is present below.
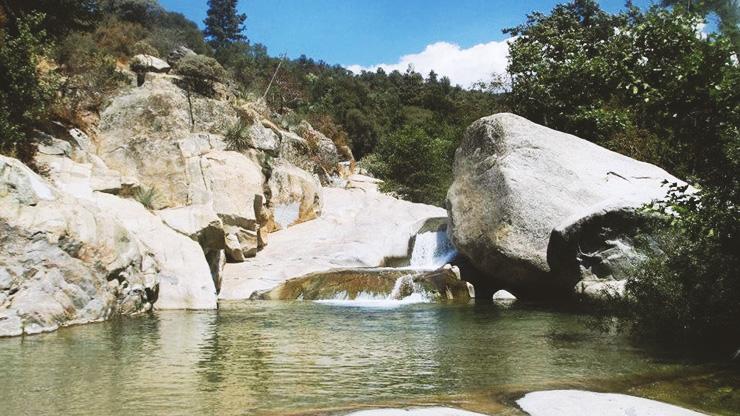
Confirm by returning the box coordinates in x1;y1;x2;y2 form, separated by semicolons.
0;301;733;415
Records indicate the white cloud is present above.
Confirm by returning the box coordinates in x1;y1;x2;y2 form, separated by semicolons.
346;39;512;88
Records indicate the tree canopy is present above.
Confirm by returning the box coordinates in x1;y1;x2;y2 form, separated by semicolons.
203;0;246;49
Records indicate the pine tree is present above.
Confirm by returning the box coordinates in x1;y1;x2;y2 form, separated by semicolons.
203;0;246;49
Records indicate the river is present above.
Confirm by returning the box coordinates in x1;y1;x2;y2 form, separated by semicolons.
0;301;737;415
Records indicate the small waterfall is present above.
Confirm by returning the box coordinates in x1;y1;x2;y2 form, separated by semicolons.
314;275;431;308
409;230;457;269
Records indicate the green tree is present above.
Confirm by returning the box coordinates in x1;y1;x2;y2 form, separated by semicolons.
505;1;739;185
203;0;246;50
1;0;100;36
0;13;55;165
367;124;457;206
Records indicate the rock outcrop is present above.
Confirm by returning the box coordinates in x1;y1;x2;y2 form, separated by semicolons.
220;177;446;299
0;156;155;336
447;113;685;297
0;153;219;337
130;54;171;74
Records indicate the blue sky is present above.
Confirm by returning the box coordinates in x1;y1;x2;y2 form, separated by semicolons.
159;0;662;86
160;0;657;65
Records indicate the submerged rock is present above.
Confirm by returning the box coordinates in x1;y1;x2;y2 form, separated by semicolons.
344;408;488;416
254;267;472;303
517;390;706;416
447;113;685;297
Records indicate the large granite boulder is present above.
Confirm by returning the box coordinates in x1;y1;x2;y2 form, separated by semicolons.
97;75;238;208
157;204;226;291
447;113;684;297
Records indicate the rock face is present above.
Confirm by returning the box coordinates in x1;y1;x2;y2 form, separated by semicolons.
93;193;217;310
0;156;156;336
447;113;684;297
267;160;322;230
0;154;219;337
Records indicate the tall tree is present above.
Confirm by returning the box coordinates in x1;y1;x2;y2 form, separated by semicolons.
203;0;246;49
662;0;740;53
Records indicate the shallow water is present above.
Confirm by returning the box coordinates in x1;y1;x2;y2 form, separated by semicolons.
0;301;736;416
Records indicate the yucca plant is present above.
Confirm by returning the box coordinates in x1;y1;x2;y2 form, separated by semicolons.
133;186;159;210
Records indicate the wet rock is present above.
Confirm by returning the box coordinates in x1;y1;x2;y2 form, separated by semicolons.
344;407;488;416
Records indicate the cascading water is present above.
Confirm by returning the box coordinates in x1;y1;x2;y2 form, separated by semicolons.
314;275;431;308
409;229;457;269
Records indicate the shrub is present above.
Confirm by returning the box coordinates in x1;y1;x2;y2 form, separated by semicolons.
618;183;740;356
132;40;158;57
134;186;159;209
53;32;127;123
224;118;251;151
174;54;226;96
370;125;456;206
94;17;147;58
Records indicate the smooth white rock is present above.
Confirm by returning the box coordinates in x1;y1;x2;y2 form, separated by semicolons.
492;289;517;300
517;390;706;416
93;193;217;309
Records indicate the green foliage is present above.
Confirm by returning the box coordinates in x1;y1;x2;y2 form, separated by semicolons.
662;0;740;54
174;54;226;96
133;186;159;209
505;1;739;186
620;183;740;355
132;40;159;57
204;0;247;50
366;125;457;206
224;118;252;151
0;13;55;165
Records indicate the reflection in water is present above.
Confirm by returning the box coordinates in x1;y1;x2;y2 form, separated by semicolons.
0;302;732;415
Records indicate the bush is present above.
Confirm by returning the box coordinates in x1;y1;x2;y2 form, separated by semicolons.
132;40;158;57
0;13;55;166
94;17;147;58
174;54;226;96
505;2;739;186
53;32;127;124
368;125;456;206
619;183;740;356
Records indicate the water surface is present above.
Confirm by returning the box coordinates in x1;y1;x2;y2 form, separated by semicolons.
0;301;736;415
